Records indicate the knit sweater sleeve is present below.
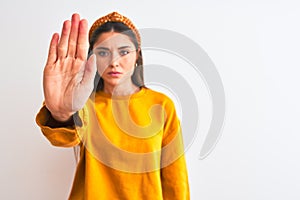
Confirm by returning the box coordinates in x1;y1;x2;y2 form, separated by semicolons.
35;103;88;147
160;98;190;200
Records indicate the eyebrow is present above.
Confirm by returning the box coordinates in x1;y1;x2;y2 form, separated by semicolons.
95;46;133;50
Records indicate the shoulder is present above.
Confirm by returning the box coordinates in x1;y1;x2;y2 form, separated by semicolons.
144;87;172;100
143;87;176;109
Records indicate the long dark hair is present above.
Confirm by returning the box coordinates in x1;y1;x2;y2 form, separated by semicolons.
88;22;144;91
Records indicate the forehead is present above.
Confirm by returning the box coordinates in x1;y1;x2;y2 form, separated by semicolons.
93;32;135;48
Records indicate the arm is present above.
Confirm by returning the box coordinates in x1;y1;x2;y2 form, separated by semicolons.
160;100;190;200
35;103;88;147
36;13;95;147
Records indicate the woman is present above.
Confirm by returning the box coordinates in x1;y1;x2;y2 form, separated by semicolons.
36;11;190;199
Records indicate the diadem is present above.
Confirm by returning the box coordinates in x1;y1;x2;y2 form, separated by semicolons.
89;12;141;47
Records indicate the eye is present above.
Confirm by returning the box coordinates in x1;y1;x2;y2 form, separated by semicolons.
97;51;110;57
119;50;130;56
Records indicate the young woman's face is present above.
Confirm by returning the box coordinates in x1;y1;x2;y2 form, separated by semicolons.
93;32;138;88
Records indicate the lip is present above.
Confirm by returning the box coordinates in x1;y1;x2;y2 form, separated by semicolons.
107;71;122;77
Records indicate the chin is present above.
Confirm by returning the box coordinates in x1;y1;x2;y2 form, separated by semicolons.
104;79;121;87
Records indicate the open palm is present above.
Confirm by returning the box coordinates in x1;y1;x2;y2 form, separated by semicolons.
43;14;96;121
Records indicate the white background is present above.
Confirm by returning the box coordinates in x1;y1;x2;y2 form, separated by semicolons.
1;0;300;199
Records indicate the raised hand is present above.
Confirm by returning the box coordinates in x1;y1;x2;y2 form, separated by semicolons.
43;14;97;122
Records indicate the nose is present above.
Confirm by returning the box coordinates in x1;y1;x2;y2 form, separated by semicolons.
109;51;120;68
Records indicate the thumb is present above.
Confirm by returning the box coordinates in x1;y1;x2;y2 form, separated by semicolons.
81;54;97;86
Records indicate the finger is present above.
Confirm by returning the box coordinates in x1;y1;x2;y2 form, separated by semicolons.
76;19;89;60
57;20;71;58
46;33;59;65
67;13;80;57
81;54;97;85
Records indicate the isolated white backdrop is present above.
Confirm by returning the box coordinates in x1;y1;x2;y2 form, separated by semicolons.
1;0;300;199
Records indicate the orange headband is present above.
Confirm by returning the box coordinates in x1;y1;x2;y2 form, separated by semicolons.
89;11;141;47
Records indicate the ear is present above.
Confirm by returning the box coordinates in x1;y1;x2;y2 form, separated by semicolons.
135;47;141;63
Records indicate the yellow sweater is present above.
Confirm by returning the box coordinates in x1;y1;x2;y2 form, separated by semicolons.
36;87;190;200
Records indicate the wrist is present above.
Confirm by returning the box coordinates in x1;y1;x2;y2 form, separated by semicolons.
50;112;75;122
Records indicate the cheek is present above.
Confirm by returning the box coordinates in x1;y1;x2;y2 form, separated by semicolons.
96;59;108;75
121;55;137;70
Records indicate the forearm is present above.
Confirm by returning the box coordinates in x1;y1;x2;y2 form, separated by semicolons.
161;155;190;200
36;104;83;147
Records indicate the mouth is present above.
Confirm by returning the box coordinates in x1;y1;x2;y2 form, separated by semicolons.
107;71;122;77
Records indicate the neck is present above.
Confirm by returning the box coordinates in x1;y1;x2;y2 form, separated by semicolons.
103;81;140;96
